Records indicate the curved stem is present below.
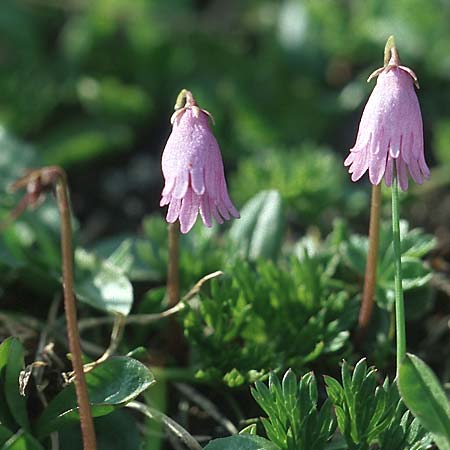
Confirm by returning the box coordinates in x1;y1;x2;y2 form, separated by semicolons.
392;170;406;376
54;169;97;450
357;184;382;341
127;401;202;450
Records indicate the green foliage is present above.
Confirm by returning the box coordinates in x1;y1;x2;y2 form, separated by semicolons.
35;356;155;437
0;134;135;315
0;338;154;446
230;147;357;225
251;370;336;450
203;434;280;450
39;121;133;168
59;410;142;450
0;425;13;447
183;255;357;386
135;214;228;289
4;338;29;431
75;245;133;316
325;359;431;450
0;337;27;432
341;220;435;313
377;398;433;450
433;119;450;169
0;430;46;450
229;190;284;261
0;1;447;448
399;353;450;450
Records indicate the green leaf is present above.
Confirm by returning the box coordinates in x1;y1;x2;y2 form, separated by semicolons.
203;435;281;450
0;338;17;430
75;248;134;315
0;424;13;447
399;353;450;450
35;356;155;437
229;190;284;260
59;410;141;450
5;338;29;431
104;239;134;274
1;430;46;450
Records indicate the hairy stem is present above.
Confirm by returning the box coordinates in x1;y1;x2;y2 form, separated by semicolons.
357;184;382;341
392;171;406;376
54;168;97;450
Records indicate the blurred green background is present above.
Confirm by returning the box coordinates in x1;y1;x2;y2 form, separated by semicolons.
2;0;450;242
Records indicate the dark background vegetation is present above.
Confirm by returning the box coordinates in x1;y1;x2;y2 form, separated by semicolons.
2;0;450;239
1;0;450;449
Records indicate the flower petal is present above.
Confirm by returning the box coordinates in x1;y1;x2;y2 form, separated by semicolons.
199;196;212;227
350;141;370;181
209;197;224;225
191;166;205;196
162;176;175;197
160;194;171;207
401;132;413;165
418;151;430;179
396;158;409;191
344;151;358;167
220;179;240;218
411;127;424;161
217;200;231;220
384;156;394;187
408;157;423;184
369;130;388;185
179;189;200;234
172;170;189;199
166;198;182;223
389;134;402;159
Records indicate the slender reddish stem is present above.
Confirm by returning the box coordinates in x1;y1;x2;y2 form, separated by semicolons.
357;183;382;341
54;168;97;450
166;222;188;363
167;222;180;307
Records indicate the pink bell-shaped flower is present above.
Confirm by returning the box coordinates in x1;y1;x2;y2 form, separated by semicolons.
160;90;239;234
344;43;430;191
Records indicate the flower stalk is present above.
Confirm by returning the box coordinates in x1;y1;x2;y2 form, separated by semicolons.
167;222;180;307
357;183;381;340
11;167;97;450
392;170;406;376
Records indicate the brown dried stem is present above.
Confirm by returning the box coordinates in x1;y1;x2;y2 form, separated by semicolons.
11;167;97;450
357;183;382;342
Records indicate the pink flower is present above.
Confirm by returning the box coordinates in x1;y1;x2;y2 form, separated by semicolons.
160;90;239;234
344;46;430;191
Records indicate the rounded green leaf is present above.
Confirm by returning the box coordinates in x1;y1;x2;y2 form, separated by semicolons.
35;356;155;437
203;435;280;450
399;353;450;450
75;248;134;315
